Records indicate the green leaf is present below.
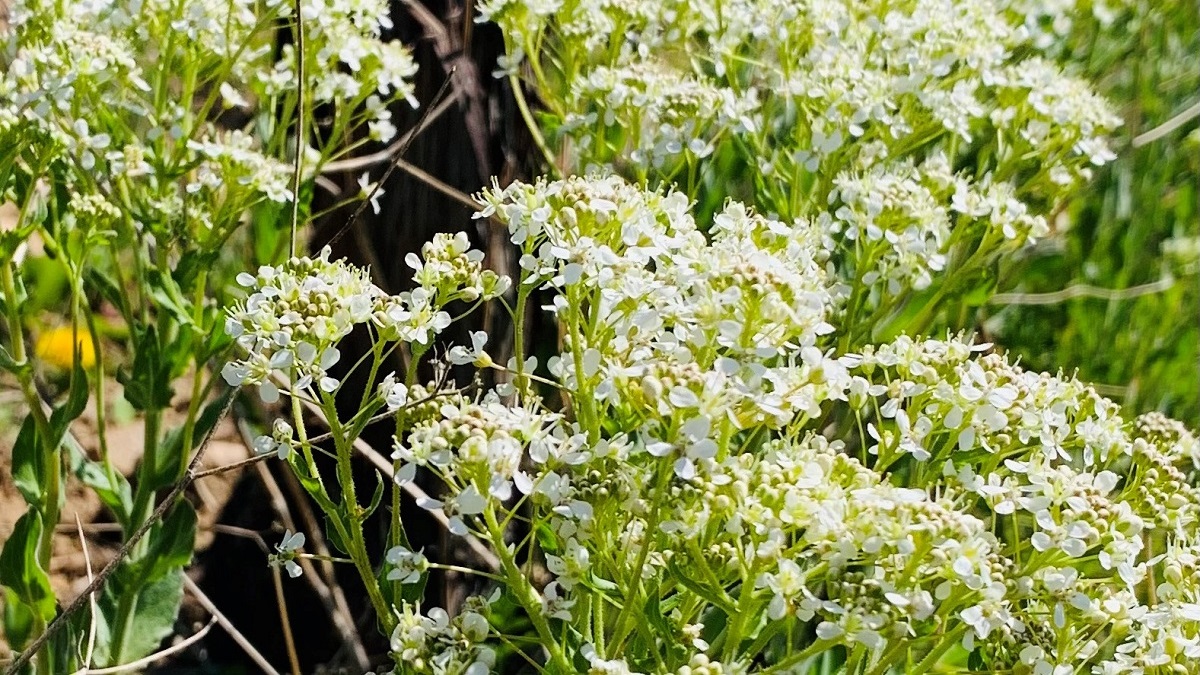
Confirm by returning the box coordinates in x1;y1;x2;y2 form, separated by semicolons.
117;324;174;411
65;434;132;531
84;268;130;323
364;471;386;519
135;500;197;584
152;387;235;491
144;268;195;328
0;509;57;621
667;555;735;614
324;513;350;556
48;359;89;441
0;343;19;373
92;568;184;667
3;587;35;652
11;415;43;507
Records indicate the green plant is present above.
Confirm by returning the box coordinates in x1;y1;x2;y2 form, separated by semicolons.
0;0;416;670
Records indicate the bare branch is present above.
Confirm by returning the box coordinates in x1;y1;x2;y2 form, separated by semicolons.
74;618;217;675
183;576;283;675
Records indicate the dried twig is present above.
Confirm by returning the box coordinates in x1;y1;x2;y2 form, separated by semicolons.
290;0;306;257
207;522;303;675
277;468;371;670
271;566;303;675
183;576;283;675
989;276;1175;306
399;0;492;181
316;74;458;251
320;94;458;174
213;416;369;670
387;157;479;211
74;618;217;675
1132;100;1200;147
74;515;99;673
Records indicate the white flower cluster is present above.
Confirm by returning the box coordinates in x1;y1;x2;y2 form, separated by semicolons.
362;176;1200;673
0;0;419;234
388;597;496;675
479;0;1123;327
831;155;1049;301
564;60;758;168
223;241;508;402
257;0;419;142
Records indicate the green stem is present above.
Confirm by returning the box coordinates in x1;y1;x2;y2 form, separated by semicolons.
909;625;968;674
512;281;530;398
508;72;561;178
1;263;57;560
322;397;395;634
5;256;75;675
483;506;571;672
129;407;162;529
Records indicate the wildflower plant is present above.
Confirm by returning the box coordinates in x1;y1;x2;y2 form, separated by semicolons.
0;0;1194;674
0;0;416;671
200;0;1196;671
215;170;1200;674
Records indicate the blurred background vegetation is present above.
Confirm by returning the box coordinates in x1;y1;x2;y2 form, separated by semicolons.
986;0;1199;427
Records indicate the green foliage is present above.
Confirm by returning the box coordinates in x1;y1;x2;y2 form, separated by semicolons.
990;1;1200;425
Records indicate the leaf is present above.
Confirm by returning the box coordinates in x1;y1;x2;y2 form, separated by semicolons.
144;268;195;327
364;471;385;519
152;387;235;491
92;568;184;667
117;325;174;411
666;555;735;613
0;509;56;621
84;268;130;323
3;587;35;652
65;434;133;531
0;343;20;374
136;500;197;584
11;415;43;507
48;359;89;442
324;513;350;556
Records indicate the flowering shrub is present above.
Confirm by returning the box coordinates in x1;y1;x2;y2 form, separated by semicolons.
0;0;416;671
0;0;1194;674
229;171;1200;673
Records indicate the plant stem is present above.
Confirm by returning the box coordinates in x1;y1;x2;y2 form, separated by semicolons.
129;407;163;529
483;506;571;672
1;263;58;561
321;398;395;634
507;72;561;178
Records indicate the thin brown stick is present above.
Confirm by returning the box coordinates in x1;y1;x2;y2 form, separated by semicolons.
316;74;458;250
223;413;370;670
271;566;303;675
5;389;239;675
182;576;283;675
289;0;306;257
320;94;458;174
390;157;480;211
277;469;370;669
193;452;272;479
399;0;492;180
75;618;217;675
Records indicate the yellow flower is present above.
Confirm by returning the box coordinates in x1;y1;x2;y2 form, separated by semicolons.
35;326;97;370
